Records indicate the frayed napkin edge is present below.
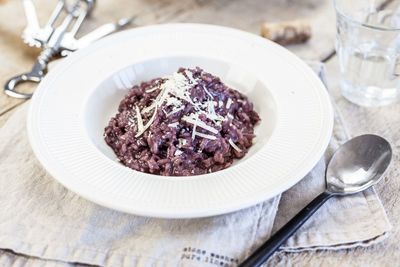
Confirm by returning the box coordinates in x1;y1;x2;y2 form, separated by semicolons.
280;231;391;253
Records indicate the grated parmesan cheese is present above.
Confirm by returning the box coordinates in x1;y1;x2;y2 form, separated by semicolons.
135;105;144;133
166;96;182;107
228;138;242;152
166;106;185;117
226;98;233;109
182;115;219;134
202;85;213;98
195;132;217;140
174;149;183;156
135;107;158;137
190;115;199;140
128;117;135;126
145;86;159;93
184;70;198;84
168;122;179;128
177;138;186;149
133;69;235;140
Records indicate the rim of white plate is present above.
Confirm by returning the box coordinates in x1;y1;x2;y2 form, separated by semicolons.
28;23;333;218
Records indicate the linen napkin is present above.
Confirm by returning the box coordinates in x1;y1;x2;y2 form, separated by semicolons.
0;62;391;267
273;63;392;252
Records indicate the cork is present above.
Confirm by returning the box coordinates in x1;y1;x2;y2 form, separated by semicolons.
261;20;312;45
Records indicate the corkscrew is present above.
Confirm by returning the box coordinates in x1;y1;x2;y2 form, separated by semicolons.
4;0;133;99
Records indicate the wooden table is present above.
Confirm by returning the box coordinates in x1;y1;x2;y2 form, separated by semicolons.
0;1;399;266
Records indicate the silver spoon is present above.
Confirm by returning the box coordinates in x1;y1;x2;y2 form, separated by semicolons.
240;134;392;267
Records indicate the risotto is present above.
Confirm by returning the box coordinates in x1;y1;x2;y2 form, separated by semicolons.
104;67;260;176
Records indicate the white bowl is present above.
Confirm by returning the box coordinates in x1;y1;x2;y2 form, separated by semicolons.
28;24;333;218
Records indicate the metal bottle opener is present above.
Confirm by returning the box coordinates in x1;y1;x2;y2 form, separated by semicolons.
4;0;133;99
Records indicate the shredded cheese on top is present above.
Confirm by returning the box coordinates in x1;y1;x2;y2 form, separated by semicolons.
228;138;243;152
182;114;219;135
135;105;144;133
226;98;233;109
168;122;179;128
135;107;157;137
131;69;235;141
177;138;187;148
145;86;159;93
174;149;183;156
195;132;217;140
166;106;185;117
190;114;199;140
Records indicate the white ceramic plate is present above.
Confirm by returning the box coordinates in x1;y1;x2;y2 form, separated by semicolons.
28;24;333;218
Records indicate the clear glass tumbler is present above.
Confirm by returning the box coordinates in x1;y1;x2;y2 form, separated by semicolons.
334;0;400;106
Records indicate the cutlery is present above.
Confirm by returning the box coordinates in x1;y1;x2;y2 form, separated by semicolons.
22;0;66;48
240;134;392;267
4;0;133;99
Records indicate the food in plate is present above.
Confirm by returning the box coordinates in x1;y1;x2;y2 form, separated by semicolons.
104;67;260;176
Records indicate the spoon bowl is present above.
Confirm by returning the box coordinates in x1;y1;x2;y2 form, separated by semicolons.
326;134;392;194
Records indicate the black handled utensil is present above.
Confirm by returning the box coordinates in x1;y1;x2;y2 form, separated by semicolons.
240;134;392;267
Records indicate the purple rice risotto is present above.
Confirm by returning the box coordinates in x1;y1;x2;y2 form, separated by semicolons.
104;67;260;176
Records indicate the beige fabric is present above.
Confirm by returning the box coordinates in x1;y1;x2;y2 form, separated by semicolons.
0;63;391;267
272;64;392;251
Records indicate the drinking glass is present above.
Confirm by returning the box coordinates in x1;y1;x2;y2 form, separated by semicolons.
334;0;400;106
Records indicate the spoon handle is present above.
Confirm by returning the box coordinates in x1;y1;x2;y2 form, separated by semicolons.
239;191;334;267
